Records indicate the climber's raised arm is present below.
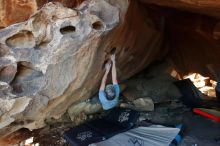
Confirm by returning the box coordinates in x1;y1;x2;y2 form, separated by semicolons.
99;56;120;110
99;61;111;91
111;54;118;84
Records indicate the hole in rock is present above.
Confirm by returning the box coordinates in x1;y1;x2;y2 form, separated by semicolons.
35;41;50;50
110;47;117;54
60;26;76;35
102;59;110;69
0;65;17;83
10;61;43;94
12;84;23;94
6;30;36;48
92;21;104;30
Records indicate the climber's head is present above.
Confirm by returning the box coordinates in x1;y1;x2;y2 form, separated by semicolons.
105;84;116;100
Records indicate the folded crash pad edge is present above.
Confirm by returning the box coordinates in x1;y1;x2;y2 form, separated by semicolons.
193;108;220;122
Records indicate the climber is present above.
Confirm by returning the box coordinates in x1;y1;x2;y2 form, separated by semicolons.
99;54;120;110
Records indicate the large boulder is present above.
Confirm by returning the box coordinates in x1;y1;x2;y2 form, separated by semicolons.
0;0;163;138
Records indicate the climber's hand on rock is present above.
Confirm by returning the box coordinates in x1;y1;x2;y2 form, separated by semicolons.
111;54;116;62
105;61;111;72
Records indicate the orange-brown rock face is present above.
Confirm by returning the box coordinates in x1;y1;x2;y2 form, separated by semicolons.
141;3;220;79
36;0;85;8
167;12;220;79
0;0;85;28
140;0;220;18
0;0;38;28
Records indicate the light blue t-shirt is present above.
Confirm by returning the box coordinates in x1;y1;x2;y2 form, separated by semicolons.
99;84;120;110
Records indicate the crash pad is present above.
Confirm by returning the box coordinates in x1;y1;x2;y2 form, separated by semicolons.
89;125;180;146
64;124;105;146
64;108;140;146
